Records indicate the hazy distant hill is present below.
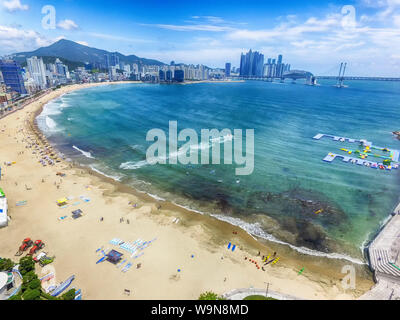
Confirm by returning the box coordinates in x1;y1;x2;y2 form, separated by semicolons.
12;39;166;68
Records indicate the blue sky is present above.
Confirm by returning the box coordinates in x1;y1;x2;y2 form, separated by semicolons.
1;0;400;76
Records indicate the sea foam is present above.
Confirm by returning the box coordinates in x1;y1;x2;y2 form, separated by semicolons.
73;145;95;159
120;160;148;170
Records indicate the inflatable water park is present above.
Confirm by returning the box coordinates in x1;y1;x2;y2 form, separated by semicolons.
313;133;400;171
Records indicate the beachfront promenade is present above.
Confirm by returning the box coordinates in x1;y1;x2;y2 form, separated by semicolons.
222;288;302;300
0;90;50;120
359;206;400;300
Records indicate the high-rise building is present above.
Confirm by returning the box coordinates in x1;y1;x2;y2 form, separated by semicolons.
55;58;68;76
132;63;139;75
108;66;118;81
262;55;288;78
27;56;47;89
110;53;120;69
277;54;283;77
225;63;231;77
159;70;165;81
174;69;184;82
104;54;110;69
0;60;27;94
166;70;173;81
123;64;131;74
239;50;264;77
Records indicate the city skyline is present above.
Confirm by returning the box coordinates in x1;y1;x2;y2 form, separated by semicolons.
0;0;400;76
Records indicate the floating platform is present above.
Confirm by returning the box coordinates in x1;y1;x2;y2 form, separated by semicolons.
322;153;398;171
313;133;360;144
315;133;400;171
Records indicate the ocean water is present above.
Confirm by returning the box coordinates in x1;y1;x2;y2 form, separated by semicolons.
36;80;400;259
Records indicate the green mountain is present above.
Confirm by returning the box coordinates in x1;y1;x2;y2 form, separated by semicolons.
12;39;166;69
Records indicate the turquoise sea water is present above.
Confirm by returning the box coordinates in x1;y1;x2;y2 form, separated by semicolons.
37;80;400;259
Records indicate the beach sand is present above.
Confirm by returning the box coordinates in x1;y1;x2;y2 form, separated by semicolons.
0;82;374;300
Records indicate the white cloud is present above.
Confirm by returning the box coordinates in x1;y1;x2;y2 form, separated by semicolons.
139;4;400;76
393;14;400;26
143;23;234;32
0;25;52;54
2;0;28;12
86;32;154;43
57;19;79;31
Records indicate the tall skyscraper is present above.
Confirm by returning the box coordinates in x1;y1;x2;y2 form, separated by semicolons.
0;60;27;94
27;56;47;89
174;69;184;82
110;53;120;69
108;66;117;81
277;54;283;78
166;70;173;81
55;59;68;77
132;64;139;74
239;50;264;77
104;54;110;69
159;70;165;81
225;62;231;77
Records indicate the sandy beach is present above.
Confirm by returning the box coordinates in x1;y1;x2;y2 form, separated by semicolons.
0;82;374;300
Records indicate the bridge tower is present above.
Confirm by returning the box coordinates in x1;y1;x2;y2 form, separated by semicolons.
335;62;347;88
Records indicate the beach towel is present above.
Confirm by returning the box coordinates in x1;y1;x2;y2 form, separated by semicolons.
109;238;124;245
133;252;144;259
79;195;91;202
72;209;83;219
122;263;132;273
57;198;68;205
232;245;236;252
117;259;127;268
227;242;231;249
96;256;106;264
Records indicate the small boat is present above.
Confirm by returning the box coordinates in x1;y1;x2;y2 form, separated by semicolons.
50;275;75;296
